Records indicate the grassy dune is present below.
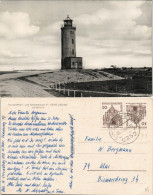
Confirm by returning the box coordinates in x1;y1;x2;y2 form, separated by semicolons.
25;69;123;88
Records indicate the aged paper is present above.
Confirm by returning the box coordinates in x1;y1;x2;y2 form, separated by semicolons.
0;0;152;194
1;98;152;194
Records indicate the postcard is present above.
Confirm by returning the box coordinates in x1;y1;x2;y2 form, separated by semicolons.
0;0;152;194
1;97;152;194
0;0;152;97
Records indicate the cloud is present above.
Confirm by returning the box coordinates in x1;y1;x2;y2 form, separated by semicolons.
43;1;151;60
71;1;152;68
0;11;40;39
74;1;151;41
0;50;28;58
45;2;151;41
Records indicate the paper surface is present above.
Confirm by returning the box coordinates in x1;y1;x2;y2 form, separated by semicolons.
1;98;152;195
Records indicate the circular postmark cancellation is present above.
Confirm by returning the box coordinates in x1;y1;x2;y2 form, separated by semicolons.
108;112;140;145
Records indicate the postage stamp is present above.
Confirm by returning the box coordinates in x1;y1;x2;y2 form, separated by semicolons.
102;102;147;144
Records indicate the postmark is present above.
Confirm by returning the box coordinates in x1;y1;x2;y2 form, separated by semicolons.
102;103;147;144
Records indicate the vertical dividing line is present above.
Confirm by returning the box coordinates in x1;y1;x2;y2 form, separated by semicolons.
0;98;1;193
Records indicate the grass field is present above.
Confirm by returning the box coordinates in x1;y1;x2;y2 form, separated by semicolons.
0;68;151;97
25;68;152;96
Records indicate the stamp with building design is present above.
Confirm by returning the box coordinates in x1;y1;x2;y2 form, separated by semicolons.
102;102;123;128
102;103;147;144
125;103;147;129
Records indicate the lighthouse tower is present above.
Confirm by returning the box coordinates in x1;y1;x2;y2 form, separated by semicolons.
61;15;82;69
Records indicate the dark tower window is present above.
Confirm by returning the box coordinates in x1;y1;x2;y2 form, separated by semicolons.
72;49;74;54
72;39;74;44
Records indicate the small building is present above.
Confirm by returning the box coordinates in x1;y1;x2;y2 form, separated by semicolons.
61;15;83;69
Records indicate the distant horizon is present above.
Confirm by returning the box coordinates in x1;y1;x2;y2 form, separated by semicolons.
0;66;152;72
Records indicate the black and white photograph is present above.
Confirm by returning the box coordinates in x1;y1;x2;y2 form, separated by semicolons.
0;0;152;97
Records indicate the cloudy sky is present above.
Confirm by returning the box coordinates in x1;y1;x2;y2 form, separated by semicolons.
0;0;152;70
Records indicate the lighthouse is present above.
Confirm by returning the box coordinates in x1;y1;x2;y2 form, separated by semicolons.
61;15;82;69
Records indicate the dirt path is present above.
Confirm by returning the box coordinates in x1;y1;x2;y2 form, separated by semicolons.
0;70;55;81
0;79;55;97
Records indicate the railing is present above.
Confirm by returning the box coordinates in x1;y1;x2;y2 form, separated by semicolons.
61;24;76;28
48;79;151;97
49;82;83;97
